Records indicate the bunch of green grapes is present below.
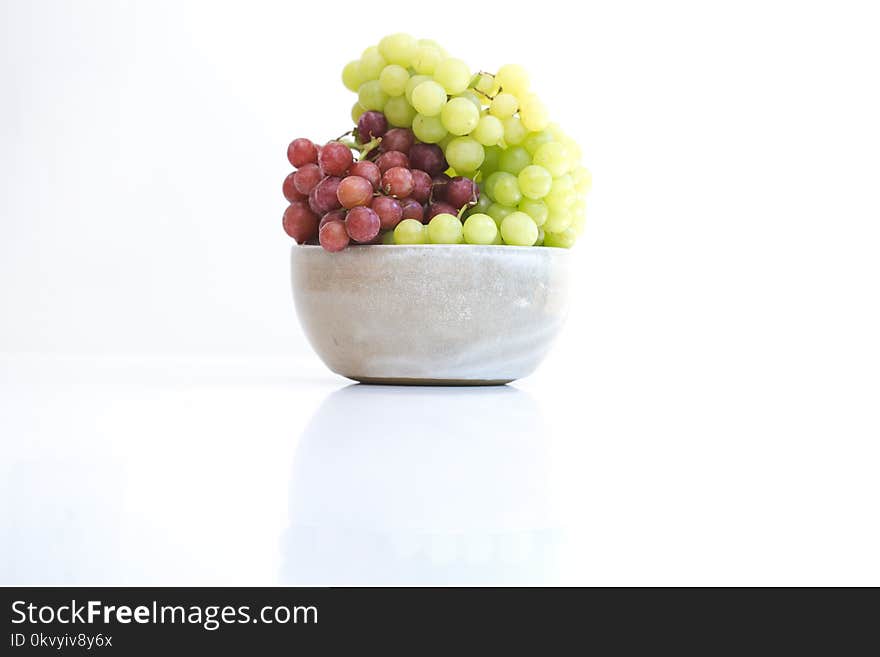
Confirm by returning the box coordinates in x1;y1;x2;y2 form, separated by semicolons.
341;33;591;248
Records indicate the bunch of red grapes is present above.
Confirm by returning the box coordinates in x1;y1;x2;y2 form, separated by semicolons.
282;111;478;251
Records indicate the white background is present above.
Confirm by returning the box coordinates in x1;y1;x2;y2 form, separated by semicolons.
2;0;879;585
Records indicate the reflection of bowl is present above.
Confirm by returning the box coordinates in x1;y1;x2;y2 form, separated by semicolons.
291;245;570;385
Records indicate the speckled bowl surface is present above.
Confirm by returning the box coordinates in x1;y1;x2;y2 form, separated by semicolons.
291;245;571;385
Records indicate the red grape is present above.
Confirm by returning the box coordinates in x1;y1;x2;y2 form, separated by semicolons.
376;150;409;174
445;176;479;209
319;141;353;177
371;196;403;230
357;111;388;143
283;201;319;243
399;198;424;222
345;206;381;243
287;138;318;168
409;143;448;176
311;176;343;213
431;174;450;202
320;208;346;229
337;175;374;208
410;169;432;203
425;201;458;221
283;172;306;202
293;163;322;195
381;166;414;198
319;220;350;252
380;128;414;154
349;160;381;190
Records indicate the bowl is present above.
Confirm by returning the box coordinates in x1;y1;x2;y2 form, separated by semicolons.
290;244;571;385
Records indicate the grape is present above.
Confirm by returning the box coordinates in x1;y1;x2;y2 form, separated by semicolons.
411;80;447;117
319;208;346;229
405;75;431;104
384;96;416;127
459;90;483;109
399;198;424;222
469;194;493;216
430;174;450;202
462;213;498;245
287;138;318;167
483;171;504;199
474;73;500;98
523;130;554;155
440;97;480;136
379;64;409;96
371;195;403;229
518;198;549;226
351;103;366;124
381;230;396;244
543;228;577;248
380;127;414;154
517;165;553;199
519;93;549;131
318;141;353;177
319;220;350;252
393;218;427;244
293;163;322;195
427;213;464;244
487;202;515;224
349;160;381;190
481;146;501;174
357;111;388;143
337;175;374;208
433;58;470;94
345;206;381;243
375;150;409;173
502;116;528;146
378;33;417;66
359;46;386;80
534;227;545;246
500;211;538;246
409;169;432;203
413;44;442;75
358;80;388;112
489;93;518;119
491;172;522;207
471;115;504;146
543;208;572;233
412;114;448;143
409;143;447;176
533;142;569;177
544;180;575;212
425;201;458;221
283;201;319;243
498;146;531;175
381;166;414;198
311;176;343;213
445;176;478;208
496;64;529;96
444;137;484;173
283;172;306;202
342;60;364;92
572;166;592;194
570;200;586;236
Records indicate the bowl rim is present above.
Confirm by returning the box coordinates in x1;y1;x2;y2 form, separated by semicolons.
292;244;572;255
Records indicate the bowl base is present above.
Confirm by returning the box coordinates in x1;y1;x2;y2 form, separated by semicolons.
351;376;514;387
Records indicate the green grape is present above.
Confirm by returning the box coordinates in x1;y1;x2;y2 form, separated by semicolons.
413;44;443;75
427;213;464;244
444;137;484;173
463;213;498;245
437;135;453;153
379;64;409;97
440;97;480;136
499;146;531;175
487;203;515;225
394;218;427;244
411;80;447;117
471;115;504;146
351;103;367;124
412;113;448;143
381;230;395;244
502;116;528;145
517;165;552;199
405;75;431;104
469;194;493;216
433;58;471;94
489;93;518;119
543;228;577;248
378;33;417;67
384;96;417;127
500;211;538;246
474;73;500;98
547;122;566;141
544;177;574;212
519;93;549;131
570;200;586;236
458;90;483;109
360;46;386;80
534;227;545;246
564;137;583;170
496;64;530;96
523;130;554;155
492;230;503;244
417;38;446;52
533;141;569;177
342;60;364;92
492;171;522;206
543;208;572;232
480;146;501;175
358;80;388;112
572;166;593;194
518;198;549;226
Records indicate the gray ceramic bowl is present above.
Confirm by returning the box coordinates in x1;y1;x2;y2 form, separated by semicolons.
291;245;571;385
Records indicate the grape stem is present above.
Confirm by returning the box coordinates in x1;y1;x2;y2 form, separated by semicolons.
357;136;382;160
